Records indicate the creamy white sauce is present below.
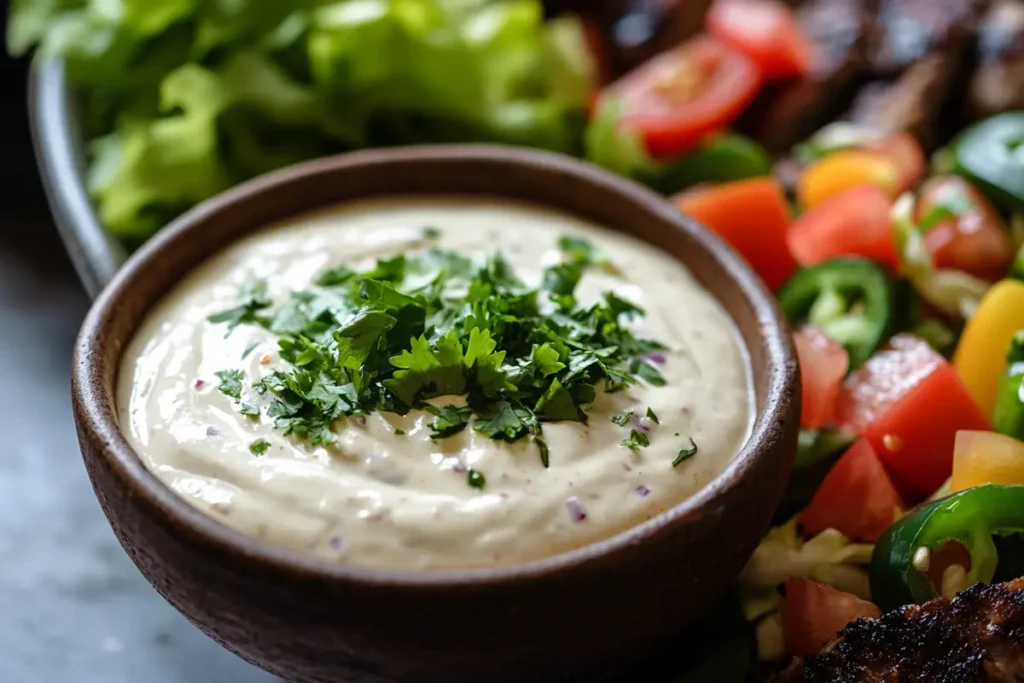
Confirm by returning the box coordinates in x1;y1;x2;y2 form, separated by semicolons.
118;197;754;570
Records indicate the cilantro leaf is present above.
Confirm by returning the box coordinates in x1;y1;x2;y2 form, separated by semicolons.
535;378;580;421
422;226;442;240
611;409;634;427
530;343;565;377
542;262;583;296
474;401;528;441
361;255;406;282
207;282;271;334
249;438;271;456
426;404;473;439
646;407;660;424
317;264;356;287
467;469;486;489
215;369;245;401
673;438;699;466
621;429;650;452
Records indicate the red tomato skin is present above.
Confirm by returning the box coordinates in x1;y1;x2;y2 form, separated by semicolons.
794;324;849;428
674;177;797;290
610;36;762;160
916;176;1015;281
837;335;991;499
782;578;881;657
707;0;814;80
788;186;899;271
868;133;926;194
799;439;903;542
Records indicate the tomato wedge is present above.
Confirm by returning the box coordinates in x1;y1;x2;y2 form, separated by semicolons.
607;36;762;160
788;186;899;271
782;578;881;657
794;324;849;428
707;0;814;80
674;177;797;290
868;132;926;194
916;175;1016;281
837;335;991;499
799;438;903;542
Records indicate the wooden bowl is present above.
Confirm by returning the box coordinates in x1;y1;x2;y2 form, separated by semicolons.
72;145;799;683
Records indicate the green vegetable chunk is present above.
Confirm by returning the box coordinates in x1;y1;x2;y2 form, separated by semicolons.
776;258;893;368
993;332;1024;440
952;112;1024;213
870;484;1024;611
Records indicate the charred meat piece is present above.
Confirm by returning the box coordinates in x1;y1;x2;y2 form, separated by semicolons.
737;0;870;154
847;51;966;148
867;0;988;76
777;578;1024;683
968;0;1024;119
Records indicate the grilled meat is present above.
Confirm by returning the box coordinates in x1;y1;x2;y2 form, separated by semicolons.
968;0;1024;118
737;0;870;153
777;578;1024;683
867;0;988;76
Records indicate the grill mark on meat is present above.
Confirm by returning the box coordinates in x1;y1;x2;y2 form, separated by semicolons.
777;578;1024;683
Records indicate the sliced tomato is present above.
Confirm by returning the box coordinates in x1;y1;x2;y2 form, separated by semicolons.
794;324;849;428
837;335;991;499
867;132;926;194
674;177;797;290
799;439;903;542
608;36;762;160
782;578;881;657
788;186;899;271
916;175;1015;281
706;0;813;80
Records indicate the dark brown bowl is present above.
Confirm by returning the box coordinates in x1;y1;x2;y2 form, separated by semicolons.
72;145;799;683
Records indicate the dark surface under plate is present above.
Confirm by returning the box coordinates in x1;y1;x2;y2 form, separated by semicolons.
0;213;277;683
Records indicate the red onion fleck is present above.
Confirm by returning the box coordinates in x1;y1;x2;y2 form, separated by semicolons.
499;493;509;501
643;352;667;365
328;536;343;551
566;496;587;522
354;416;367;427
452;461;467;474
193;379;205;389
635;485;651;498
630;414;650;433
622;463;633;472
205;426;221;438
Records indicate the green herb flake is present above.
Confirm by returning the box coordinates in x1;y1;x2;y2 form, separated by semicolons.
646;407;660;424
317;264;356;287
467;469;486;489
673;438;699;467
622;429;650;452
215;369;245;401
240;402;260;417
393;428;406;436
249;438;271;456
611;410;635;427
422;226;442;240
426;404;473;439
208;282;271;335
242;342;260;360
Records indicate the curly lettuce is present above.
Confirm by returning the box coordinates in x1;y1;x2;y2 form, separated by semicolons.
9;0;593;241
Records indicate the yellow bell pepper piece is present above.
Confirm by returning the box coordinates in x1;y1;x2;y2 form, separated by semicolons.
798;150;900;210
953;279;1024;417
951;430;1024;492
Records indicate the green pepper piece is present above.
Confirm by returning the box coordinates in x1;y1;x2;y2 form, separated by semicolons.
774;427;857;524
993;332;1024;440
777;258;893;368
952;112;1024;213
641;132;772;195
870;484;1024;611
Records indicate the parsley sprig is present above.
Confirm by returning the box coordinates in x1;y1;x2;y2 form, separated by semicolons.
207;239;668;467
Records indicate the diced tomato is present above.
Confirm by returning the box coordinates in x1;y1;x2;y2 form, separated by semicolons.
867;132;926;194
916;176;1015;281
794;324;849;428
607;36;762;160
837;335;991;499
674;177;797;290
788;186;899;271
799;439;903;542
782;578;881;657
706;0;814;80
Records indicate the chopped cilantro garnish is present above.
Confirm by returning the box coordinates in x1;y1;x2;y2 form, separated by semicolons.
208;282;271;334
611;410;634;427
240;402;260;417
393;428;406;436
422;226;442;240
467;469;486;489
622;429;650;452
249;438;271;456
215;369;245;401
646;407;660;424
206;239;667;466
242;342;260;359
673;438;699;467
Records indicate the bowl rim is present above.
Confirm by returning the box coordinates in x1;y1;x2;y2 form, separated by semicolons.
73;144;796;589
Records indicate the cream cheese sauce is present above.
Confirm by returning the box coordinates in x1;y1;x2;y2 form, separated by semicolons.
118;197;754;570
